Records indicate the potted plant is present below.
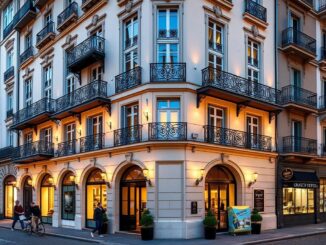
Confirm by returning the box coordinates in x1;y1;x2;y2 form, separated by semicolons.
101;211;109;234
251;209;263;234
203;210;217;239
140;209;154;240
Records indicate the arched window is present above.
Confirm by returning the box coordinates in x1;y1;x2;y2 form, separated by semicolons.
23;176;33;214
4;175;16;218
62;172;75;221
41;174;54;224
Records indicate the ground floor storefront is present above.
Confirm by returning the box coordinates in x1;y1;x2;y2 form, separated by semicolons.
0;163;17;219
277;159;326;228
15;146;277;239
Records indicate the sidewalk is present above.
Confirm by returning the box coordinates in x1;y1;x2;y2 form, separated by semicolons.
1;219;326;244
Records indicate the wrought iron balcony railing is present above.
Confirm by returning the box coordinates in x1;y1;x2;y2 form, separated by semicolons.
12;140;54;161
57;2;78;31
150;63;186;82
114;125;143;146
36;21;55;47
282;27;316;55
6;109;13;119
282;136;317;155
0;146;13;160
12;98;55;128
4;66;14;82
55;80;108;114
204;125;272;152
67;35;105;70
202;67;281;105
3;21;14;39
148;122;187;141
81;0;102;12
80;133;105;153
57;140;77;157
281;85;317;108
115;67;142;93
20;47;34;65
245;0;267;22
12;0;36;30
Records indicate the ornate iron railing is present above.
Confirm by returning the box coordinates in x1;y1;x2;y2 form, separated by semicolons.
57;2;78;28
202;67;281;105
12;98;55;126
67;35;105;67
149;122;187;141
20;47;34;65
204;125;272;152
125;36;138;50
150;63;186;82
320;95;326;110
55;80;108;113
115;67;142;93
80;133;105;153
6;109;13;118
12;141;54;161
36;21;55;45
3;21;14;39
12;0;36;28
281;85;317;108
282;27;316;54
4;66;14;81
158;29;178;39
114;125;143;146
245;0;267;22
57;140;77;157
282;136;317;155
320;0;326;11
0;146;13;160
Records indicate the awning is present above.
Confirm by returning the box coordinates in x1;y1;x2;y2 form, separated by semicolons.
282;171;319;188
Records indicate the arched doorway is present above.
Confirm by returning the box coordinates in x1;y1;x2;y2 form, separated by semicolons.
120;166;147;232
40;174;55;224
61;172;76;221
205;166;236;232
3;175;16;218
85;169;107;228
23;176;33;215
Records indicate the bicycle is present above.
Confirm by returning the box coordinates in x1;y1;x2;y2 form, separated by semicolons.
24;217;45;236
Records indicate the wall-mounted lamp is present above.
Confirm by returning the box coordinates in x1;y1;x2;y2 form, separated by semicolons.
101;172;111;188
69;175;79;190
144;111;149;122
27;179;33;186
55;135;59;142
143;168;152;186
109;121;112;130
12;181;19;191
195;169;204;186
248;172;258;187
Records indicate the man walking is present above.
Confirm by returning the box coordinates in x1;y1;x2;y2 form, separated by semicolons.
30;202;41;231
91;202;105;238
11;200;25;231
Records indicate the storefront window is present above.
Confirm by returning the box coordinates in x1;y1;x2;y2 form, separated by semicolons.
41;174;55;224
4;175;16;218
283;188;314;215
320;178;326;212
62;172;75;220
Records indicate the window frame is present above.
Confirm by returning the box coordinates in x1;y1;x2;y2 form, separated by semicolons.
247;39;260;83
24;78;33;106
43;64;53;99
123;14;139;72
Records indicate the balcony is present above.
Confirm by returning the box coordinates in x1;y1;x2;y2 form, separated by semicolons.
80;133;105;153
320;96;326;112
6;109;13;119
57;2;78;32
20;47;34;66
292;0;314;10
12;141;54;163
319;47;326;70
282;136;317;155
319;0;326;20
13;0;37;30
115;67;142;93
150;63;186;82
281;85;317;113
281;27;316;60
36;22;55;49
11;98;55;130
34;0;50;9
0;146;13;160
4;66;14;82
81;0;103;12
67;36;105;73
3;21;14;39
114;125;143;146
204;125;272;152
148;122;187;141
57;140;77;157
53;80;109;120
198;68;282;113
243;0;267;28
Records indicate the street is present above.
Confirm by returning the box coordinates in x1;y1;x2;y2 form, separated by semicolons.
263;234;326;245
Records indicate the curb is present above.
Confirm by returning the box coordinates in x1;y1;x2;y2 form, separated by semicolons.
0;225;102;244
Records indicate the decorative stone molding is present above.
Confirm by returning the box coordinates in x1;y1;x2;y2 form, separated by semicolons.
86;13;106;31
125;152;133;162
62;34;78;49
4;38;15;50
22;67;34;80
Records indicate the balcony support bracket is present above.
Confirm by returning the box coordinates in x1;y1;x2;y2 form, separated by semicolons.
103;103;111;116
33;126;37;135
269;110;282;124
72;113;81;125
196;94;206;108
236;101;250;117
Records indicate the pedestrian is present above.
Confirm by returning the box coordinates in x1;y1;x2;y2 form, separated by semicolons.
30;202;41;231
91;202;105;238
11;200;25;231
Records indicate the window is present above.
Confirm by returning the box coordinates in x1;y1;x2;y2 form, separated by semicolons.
283;188;315;215
65;123;76;142
25;79;32;106
208;20;223;70
66;75;76;94
25;33;32;50
43;65;53;98
247;40;260;82
124;15;138;71
320;178;326;213
24;132;33;144
157;99;180;122
85;115;103;151
90;26;104;51
247;115;260;148
122;103;139;128
6;49;13;69
7;92;13;111
208;106;224;128
61;172;76;221
156;8;179;63
41;128;52;143
292;68;301;87
91;65;103;82
7;130;13;146
87;115;103;136
44;11;52;26
3;2;13;29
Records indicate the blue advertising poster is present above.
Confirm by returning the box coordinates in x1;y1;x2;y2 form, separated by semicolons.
228;206;251;234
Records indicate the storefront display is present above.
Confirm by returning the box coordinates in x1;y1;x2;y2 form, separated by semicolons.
62;172;76;220
283;188;314;214
4;175;16;218
41;174;55;224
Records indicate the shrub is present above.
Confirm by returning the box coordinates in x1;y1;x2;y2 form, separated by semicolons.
140;209;154;227
203;210;217;227
251;209;263;222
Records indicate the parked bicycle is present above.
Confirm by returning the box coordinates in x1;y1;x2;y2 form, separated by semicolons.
24;217;45;236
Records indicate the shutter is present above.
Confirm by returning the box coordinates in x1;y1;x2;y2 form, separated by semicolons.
121;106;126;128
87;117;92;136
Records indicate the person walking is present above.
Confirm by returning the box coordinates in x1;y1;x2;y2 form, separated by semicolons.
91;202;105;238
30;202;41;231
11;200;25;231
